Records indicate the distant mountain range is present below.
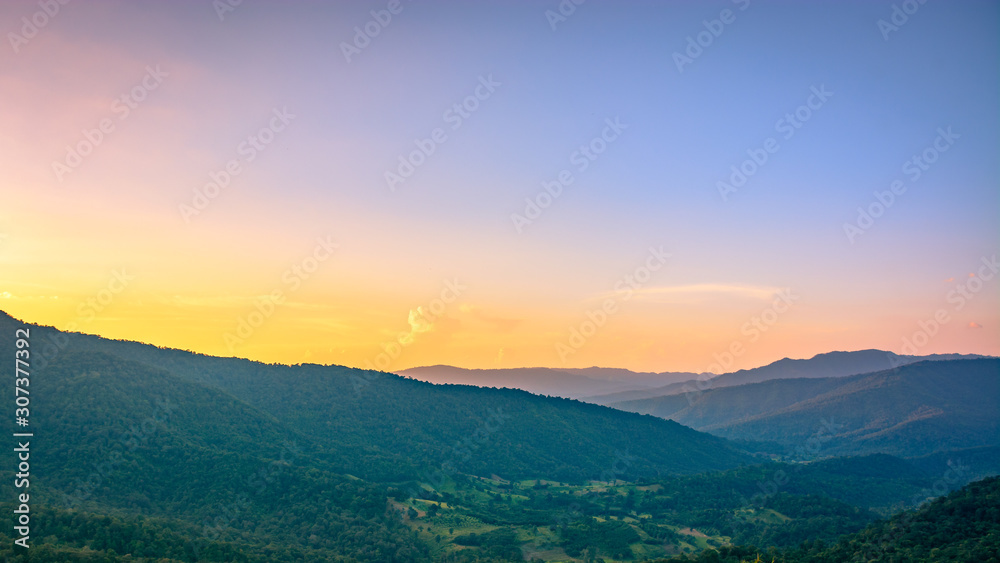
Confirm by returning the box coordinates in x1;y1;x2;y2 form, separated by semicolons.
400;350;991;406
399;351;998;461
584;349;991;405
610;358;1000;459
396;365;703;399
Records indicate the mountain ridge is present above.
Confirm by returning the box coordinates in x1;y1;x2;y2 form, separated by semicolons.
0;309;756;484
611;358;1000;458
584;349;992;405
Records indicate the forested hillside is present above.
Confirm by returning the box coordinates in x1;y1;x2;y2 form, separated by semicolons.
0;311;750;561
1;311;995;562
0;311;754;485
651;475;1000;562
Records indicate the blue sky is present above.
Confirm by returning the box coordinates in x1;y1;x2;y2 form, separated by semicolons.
1;0;997;371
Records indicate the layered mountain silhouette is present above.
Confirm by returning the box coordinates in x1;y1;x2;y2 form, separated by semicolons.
610;358;1000;458
398;350;987;406
584;349;989;405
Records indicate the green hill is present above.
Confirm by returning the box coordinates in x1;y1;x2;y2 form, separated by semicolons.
650;475;1000;562
0;311;753;484
0;310;755;561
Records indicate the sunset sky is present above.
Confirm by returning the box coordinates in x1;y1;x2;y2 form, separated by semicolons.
1;0;997;373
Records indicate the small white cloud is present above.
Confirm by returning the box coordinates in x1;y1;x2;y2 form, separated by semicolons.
398;306;435;345
408;307;434;334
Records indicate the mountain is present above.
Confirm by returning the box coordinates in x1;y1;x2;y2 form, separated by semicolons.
403;350;988;406
0;310;755;485
611;358;1000;458
0;310;764;560
584;349;991;406
3;309;995;561
651;475;1000;562
795;474;1000;562
2;347;428;561
396;365;701;400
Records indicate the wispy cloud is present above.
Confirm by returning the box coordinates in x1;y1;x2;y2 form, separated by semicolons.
596;283;784;303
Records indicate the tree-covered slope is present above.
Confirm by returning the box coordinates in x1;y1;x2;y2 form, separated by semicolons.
0;349;428;561
795;474;1000;562
650;475;1000;563
0;311;755;485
